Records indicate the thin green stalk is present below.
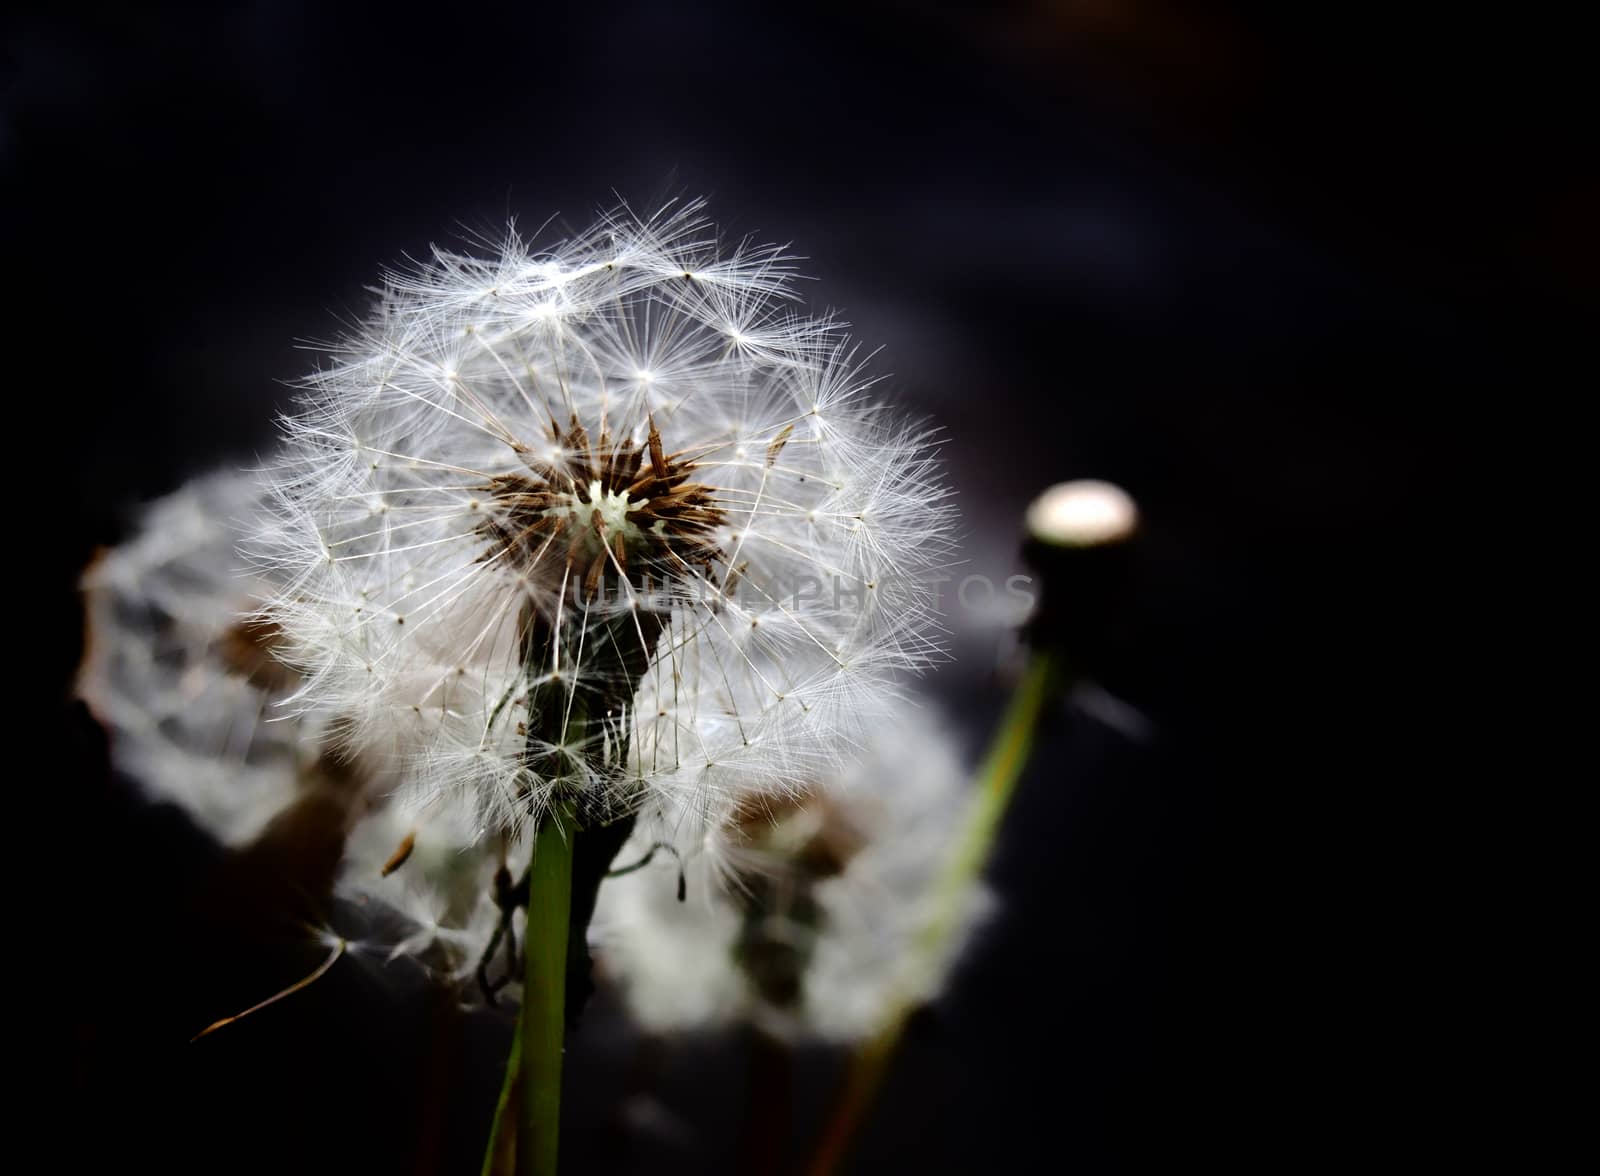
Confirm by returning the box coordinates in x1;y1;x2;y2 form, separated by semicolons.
924;650;1059;954
807;651;1060;1176
480;1018;521;1176
518;810;574;1176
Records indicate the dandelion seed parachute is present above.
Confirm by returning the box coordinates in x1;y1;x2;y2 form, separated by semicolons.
253;199;956;853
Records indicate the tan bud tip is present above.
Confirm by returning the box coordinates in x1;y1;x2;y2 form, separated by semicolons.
1025;479;1139;548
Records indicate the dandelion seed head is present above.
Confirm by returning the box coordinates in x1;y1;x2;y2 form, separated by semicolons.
590;697;991;1042
253;199;955;845
78;472;317;846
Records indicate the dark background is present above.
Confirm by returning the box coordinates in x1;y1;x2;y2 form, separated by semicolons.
16;2;1581;1171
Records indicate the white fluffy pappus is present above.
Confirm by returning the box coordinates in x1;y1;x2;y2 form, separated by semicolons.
335;801;503;975
78;471;326;846
253;199;956;852
589;697;992;1043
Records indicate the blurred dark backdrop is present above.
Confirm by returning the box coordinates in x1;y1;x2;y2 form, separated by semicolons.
14;2;1581;1172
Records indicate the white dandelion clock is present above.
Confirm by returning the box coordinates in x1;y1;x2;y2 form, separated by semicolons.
590;696;990;1042
78;471;326;846
78;471;502;991
254;199;954;852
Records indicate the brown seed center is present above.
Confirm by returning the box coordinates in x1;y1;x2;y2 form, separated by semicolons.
477;413;726;601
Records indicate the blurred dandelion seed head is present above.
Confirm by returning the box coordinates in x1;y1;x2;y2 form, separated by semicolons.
591;698;992;1042
78;472;325;847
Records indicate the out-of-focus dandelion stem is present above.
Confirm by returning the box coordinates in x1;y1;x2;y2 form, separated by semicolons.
481;1018;522;1176
807;652;1060;1176
740;1027;794;1173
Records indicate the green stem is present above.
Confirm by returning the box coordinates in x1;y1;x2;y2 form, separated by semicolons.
807;651;1061;1176
926;650;1059;951
518;810;574;1176
483;604;650;1174
480;1018;521;1176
